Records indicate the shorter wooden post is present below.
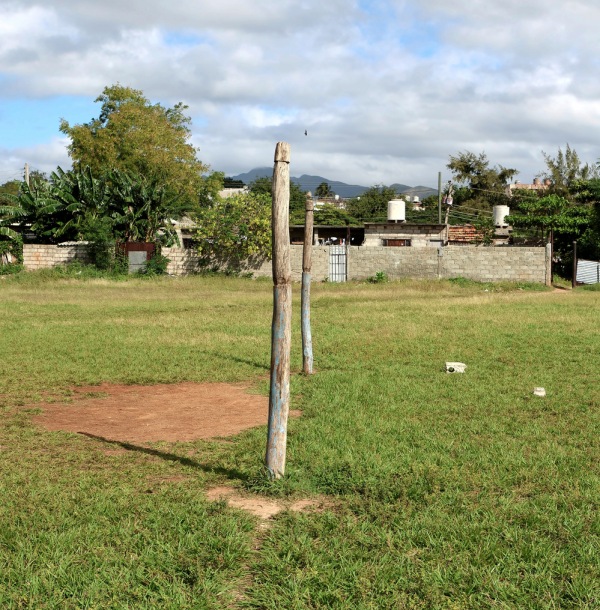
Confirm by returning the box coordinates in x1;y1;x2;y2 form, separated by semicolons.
265;142;292;479
301;192;314;375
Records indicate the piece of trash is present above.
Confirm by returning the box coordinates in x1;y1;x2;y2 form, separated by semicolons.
446;362;467;373
533;387;546;397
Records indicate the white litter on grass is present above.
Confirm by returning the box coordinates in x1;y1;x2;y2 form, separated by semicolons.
533;387;546;397
446;362;467;373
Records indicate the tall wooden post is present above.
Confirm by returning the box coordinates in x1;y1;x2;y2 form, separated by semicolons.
266;142;292;479
301;192;314;375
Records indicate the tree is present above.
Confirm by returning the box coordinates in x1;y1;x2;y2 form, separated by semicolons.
0;180;21;200
313;203;358;226
345;185;398;221
60;84;208;211
541;144;599;195
249;176;307;221
223;177;245;188
315;182;334;198
193;192;271;270
507;193;593;274
447;151;517;208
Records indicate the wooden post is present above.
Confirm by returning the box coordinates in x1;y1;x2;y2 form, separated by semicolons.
301;192;314;375
266;142;292;479
572;240;577;289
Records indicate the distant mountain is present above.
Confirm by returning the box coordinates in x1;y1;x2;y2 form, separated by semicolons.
229;168;437;199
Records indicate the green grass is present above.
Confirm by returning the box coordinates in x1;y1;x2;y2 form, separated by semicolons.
1;272;599;608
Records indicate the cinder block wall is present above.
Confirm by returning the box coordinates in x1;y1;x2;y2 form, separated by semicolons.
23;244;90;270
23;243;548;284
348;245;547;283
348;246;440;280
441;246;546;283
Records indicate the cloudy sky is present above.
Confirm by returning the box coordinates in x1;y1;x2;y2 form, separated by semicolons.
1;0;599;189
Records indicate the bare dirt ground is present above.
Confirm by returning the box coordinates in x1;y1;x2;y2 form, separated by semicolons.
32;382;319;521
33;381;300;443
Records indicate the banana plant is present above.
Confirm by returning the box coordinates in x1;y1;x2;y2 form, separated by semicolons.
109;170;185;245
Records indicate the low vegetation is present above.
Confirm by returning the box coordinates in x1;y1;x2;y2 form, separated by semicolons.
0;275;598;608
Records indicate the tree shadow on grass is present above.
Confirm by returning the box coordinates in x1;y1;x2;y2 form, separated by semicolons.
80;432;249;482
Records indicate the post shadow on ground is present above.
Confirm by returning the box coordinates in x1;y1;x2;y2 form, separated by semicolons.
79;432;249;482
192;348;269;372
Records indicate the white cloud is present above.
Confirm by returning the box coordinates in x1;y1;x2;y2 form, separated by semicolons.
1;0;599;187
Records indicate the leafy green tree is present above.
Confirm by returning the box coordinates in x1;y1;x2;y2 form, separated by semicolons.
313;203;358;226
315;182;333;198
540;144;599;195
0;177;61;243
447;151;517;209
198;171;225;207
193;192;271;270
569;178;600;260
507;194;590;237
249;176;307;217
0;180;21;200
345;185;398;221
223;177;245;188
60;84;207;211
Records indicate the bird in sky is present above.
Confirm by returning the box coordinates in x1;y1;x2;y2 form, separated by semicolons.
304;130;307;136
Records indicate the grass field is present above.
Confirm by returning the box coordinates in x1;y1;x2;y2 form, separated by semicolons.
1;272;599;609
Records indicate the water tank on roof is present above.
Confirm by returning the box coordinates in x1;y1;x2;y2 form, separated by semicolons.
493;205;510;228
387;199;406;222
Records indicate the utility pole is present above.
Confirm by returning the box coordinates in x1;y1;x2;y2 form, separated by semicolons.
438;172;442;224
265;142;292;479
25;163;30;187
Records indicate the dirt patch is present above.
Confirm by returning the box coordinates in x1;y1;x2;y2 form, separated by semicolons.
206;485;331;520
33;382;300;443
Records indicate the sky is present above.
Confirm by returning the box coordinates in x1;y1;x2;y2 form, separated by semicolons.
1;0;600;189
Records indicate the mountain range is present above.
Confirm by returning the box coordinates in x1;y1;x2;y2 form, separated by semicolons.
230;168;438;200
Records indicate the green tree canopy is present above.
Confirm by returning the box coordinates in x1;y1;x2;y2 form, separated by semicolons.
345;185;398;222
315;182;334;198
313;203;358;226
540;144;599;195
447;151;517;209
193;191;271;270
60;84;208;210
249;176;307;219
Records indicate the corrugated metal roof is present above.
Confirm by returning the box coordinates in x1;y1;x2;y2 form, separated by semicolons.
576;259;600;284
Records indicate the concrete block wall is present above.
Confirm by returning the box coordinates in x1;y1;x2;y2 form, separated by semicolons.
441;246;546;283
23;244;90;270
22;243;548;284
163;245;330;281
348;246;440;280
249;246;329;281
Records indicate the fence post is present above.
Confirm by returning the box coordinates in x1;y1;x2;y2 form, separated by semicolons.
302;192;314;375
572;240;577;289
265;142;292;479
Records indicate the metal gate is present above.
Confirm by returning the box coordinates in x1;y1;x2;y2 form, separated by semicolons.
576;259;600;284
329;245;347;282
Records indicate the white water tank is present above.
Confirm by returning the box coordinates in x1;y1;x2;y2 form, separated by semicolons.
387;199;406;222
493;205;510;227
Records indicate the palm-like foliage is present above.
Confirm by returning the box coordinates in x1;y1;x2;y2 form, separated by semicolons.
0;179;60;242
0;166;186;246
109;170;185;245
46;166;113;240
